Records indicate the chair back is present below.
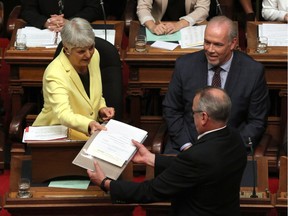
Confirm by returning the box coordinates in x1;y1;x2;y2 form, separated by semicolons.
54;37;123;120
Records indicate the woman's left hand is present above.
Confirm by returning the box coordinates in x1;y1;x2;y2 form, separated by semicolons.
99;107;115;121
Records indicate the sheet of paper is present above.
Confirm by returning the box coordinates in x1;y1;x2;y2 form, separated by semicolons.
48;180;90;189
93;29;115;45
86;119;148;167
179;25;206;48
146;28;181;42
151;41;179;50
258;24;288;46
22;125;68;142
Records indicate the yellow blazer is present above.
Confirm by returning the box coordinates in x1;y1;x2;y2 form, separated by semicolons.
33;48;106;138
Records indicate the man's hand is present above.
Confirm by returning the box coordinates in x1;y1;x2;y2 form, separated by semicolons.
132;140;155;167
87;161;107;186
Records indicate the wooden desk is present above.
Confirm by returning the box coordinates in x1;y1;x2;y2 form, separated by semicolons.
5;19;124;117
9;140;133;192
246;22;287;172
3;186;136;216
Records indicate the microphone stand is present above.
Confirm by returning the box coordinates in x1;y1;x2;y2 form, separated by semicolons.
100;0;107;41
249;137;258;198
215;0;223;15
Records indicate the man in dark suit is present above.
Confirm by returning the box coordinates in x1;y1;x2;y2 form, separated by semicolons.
162;15;269;154
20;0;103;32
88;86;247;216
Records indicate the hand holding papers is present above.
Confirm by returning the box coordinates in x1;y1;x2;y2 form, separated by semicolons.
73;119;148;180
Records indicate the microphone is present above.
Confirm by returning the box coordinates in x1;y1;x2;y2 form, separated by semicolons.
248;137;258;198
100;0;107;41
215;0;223;15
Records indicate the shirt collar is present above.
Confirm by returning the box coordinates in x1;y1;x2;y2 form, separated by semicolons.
197;125;227;140
208;53;234;72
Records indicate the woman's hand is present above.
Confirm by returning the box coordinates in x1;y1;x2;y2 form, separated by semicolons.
88;121;107;135
99;107;115;121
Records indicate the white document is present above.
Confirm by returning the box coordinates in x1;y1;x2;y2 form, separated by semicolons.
179;25;206;48
93;29;115;45
151;41;179;50
17;27;60;47
258;24;288;46
86;119;148;167
22;125;68;142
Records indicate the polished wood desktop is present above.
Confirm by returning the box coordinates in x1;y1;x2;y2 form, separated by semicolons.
5;19;124;118
3;186;136;216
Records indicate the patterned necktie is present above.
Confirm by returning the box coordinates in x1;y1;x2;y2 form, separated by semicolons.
212;66;222;88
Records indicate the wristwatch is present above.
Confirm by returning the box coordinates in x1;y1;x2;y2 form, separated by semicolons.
100;177;110;193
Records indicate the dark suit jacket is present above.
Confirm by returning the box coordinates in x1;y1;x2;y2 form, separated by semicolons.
162;50;269;152
20;0;103;29
110;127;247;216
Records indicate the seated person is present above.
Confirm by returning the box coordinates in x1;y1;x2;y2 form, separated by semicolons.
262;0;288;22
33;17;115;139
162;16;270;154
136;0;210;35
20;0;103;32
88;86;247;216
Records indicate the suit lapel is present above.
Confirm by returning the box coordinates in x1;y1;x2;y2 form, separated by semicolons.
224;51;241;95
59;51;93;108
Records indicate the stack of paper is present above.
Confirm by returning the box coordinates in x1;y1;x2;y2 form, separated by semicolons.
258;24;288;46
22;125;68;142
17;27;60;47
93;29;115;45
179;25;206;48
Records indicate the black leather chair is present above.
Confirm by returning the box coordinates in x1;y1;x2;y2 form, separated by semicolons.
9;36;123;144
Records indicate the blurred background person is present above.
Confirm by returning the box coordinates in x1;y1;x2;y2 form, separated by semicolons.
20;0;103;32
136;0;210;35
262;0;288;22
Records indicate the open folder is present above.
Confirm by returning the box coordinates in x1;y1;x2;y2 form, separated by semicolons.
72;119;148;180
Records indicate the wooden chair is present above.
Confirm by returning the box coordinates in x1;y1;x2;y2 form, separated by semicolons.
6;4;22;37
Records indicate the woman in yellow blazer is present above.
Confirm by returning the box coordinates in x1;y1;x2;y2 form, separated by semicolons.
33;17;115;139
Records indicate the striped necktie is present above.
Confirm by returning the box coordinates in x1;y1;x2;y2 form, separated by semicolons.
212;66;222;88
